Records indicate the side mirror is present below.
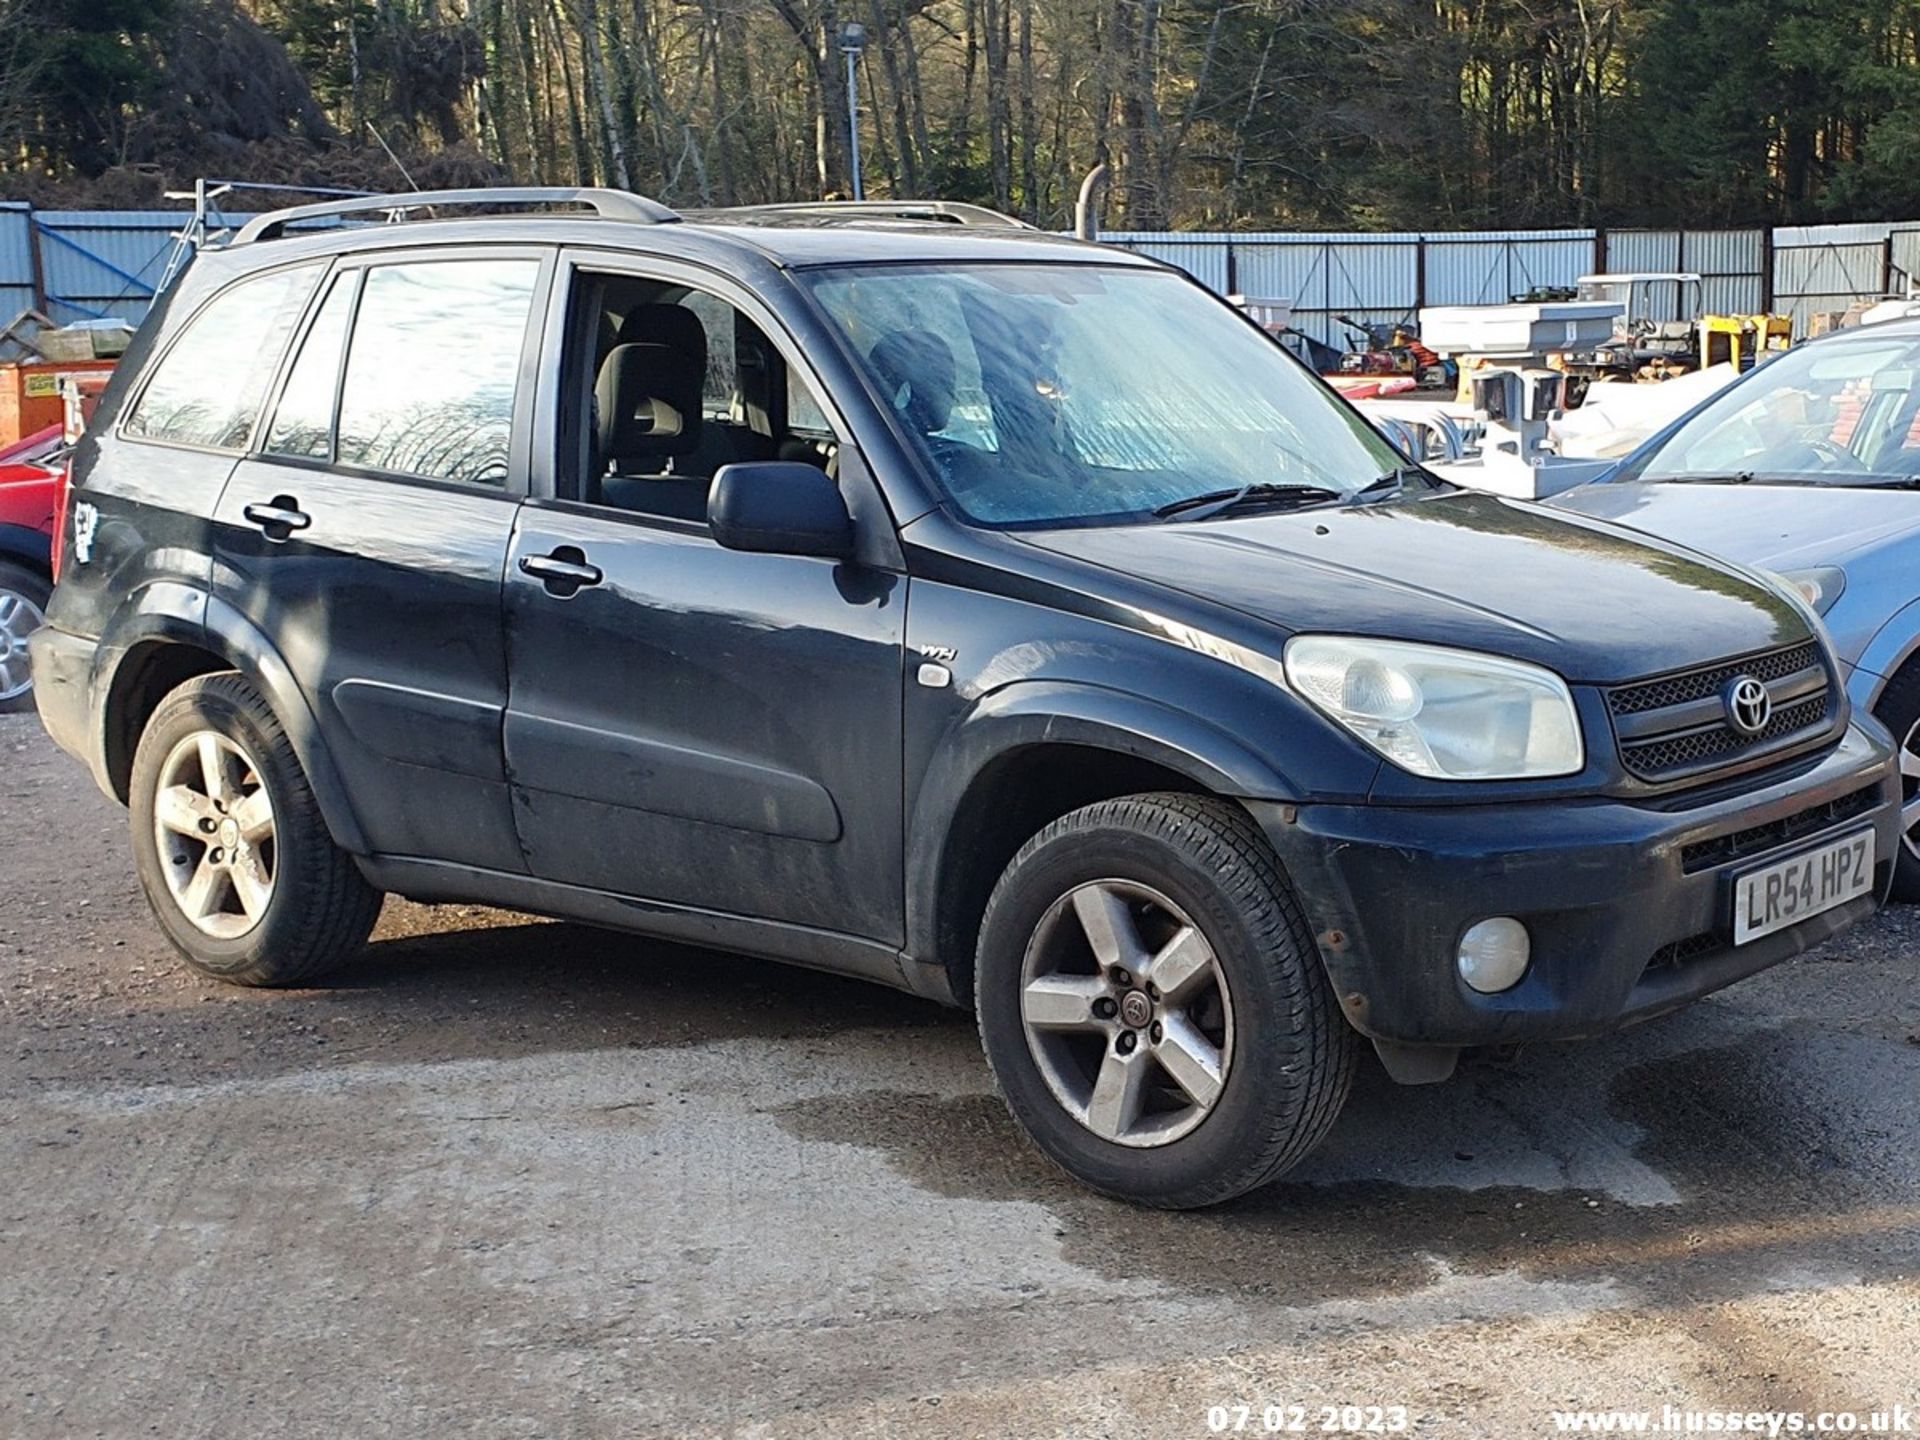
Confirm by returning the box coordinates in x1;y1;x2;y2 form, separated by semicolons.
708;461;856;560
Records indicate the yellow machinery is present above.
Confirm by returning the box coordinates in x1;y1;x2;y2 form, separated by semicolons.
1699;313;1793;373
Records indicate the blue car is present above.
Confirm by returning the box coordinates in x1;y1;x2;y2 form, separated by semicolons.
1556;317;1920;898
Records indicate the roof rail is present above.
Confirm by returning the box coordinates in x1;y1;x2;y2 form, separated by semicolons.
232;187;681;245
692;200;1032;230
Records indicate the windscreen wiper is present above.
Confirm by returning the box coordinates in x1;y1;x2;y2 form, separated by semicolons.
1353;468;1418;503
1819;475;1920;490
1153;481;1346;522
1655;472;1920;489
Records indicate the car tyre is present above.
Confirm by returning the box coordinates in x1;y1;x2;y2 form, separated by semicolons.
975;792;1356;1209
0;559;51;715
129;672;383;985
1874;662;1920;903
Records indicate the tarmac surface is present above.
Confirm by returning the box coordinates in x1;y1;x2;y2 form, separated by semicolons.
3;709;1918;1438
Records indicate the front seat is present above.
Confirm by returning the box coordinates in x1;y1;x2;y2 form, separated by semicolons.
867;329;957;439
592;309;710;520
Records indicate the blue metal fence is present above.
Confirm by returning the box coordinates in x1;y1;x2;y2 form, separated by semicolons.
30;211;191;324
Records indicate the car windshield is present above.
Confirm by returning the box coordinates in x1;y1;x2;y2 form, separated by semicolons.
1633;333;1920;487
803;262;1405;527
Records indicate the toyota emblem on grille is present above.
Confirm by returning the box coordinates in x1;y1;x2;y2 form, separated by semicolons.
1724;675;1773;736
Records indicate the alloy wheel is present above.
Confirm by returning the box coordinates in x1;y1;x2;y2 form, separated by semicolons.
1019;879;1235;1148
152;730;278;939
0;586;44;703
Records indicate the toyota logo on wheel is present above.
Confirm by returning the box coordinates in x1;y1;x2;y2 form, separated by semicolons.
1724;675;1773;736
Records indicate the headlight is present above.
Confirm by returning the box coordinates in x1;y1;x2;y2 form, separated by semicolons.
1776;566;1846;616
1284;636;1585;780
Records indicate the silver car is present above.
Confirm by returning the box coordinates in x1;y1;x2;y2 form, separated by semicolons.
1556;317;1920;900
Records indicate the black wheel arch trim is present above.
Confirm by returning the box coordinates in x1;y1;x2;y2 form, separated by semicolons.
90;587;371;855
899;678;1304;1002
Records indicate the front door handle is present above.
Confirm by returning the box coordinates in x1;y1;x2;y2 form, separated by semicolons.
243;496;311;540
520;548;603;595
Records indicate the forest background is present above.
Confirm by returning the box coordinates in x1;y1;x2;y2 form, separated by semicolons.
4;0;1917;231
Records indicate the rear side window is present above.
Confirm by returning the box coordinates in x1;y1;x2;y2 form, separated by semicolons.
123;264;320;450
334;259;540;486
265;271;356;461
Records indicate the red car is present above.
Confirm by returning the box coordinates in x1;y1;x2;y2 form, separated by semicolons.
0;424;67;713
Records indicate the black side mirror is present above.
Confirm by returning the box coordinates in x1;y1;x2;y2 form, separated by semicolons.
708;462;856;560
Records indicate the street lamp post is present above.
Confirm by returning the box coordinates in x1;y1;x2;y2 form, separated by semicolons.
839;21;866;201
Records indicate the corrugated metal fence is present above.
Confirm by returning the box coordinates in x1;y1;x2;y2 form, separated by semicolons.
1104;221;1920;349
1098;228;1603;350
28;210;201;325
1;204;1918;356
0;206;289;358
0;209;202;338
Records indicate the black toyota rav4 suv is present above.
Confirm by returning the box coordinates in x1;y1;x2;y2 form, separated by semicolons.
30;189;1902;1207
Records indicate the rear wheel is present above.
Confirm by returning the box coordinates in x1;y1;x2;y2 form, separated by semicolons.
0;560;50;714
129;672;382;985
1873;662;1920;902
975;793;1356;1209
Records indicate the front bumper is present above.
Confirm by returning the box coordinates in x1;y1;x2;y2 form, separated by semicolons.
1254;721;1899;1054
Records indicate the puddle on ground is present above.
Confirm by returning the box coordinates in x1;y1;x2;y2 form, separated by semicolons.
769;1033;1920;1310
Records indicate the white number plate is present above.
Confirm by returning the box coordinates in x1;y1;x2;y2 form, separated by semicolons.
1734;829;1876;945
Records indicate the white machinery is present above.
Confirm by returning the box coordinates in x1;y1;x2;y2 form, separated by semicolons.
1420;366;1612;499
1230;295;1294;337
1418;300;1620;361
1403;299;1626;498
1575;272;1703;329
1354;399;1479;464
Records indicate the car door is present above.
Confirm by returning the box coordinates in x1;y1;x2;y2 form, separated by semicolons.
501;252;907;944
75;261;326;668
212;246;553;872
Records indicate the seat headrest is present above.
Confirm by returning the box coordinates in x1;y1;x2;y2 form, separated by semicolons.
595;341;703;462
867;329;956;435
735;312;784;440
617;303;708;362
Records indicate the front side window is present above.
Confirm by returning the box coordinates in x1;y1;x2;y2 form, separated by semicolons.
804;263;1402;528
568;271;844;522
1628;336;1920;488
123;264;320;450
335;258;540;486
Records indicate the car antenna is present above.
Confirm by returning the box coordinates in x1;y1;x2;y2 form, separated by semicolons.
366;121;421;195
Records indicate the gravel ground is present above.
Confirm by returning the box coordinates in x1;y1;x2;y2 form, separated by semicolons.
2;709;1918;1439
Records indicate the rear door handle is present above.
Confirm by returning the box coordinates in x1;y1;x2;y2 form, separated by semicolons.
242;498;311;539
519;549;603;594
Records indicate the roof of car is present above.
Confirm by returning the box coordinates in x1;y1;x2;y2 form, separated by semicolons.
213;189;1154;275
681;217;1133;267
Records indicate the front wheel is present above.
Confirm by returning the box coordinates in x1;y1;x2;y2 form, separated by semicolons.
975;793;1356;1209
129;672;383;985
1874;663;1920;902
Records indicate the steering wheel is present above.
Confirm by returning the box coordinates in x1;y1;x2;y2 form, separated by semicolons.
1800;436;1870;473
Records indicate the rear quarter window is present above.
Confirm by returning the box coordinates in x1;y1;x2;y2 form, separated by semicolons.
122;264;321;451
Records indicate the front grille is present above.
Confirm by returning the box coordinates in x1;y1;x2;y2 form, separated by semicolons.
1646;932;1722;973
1623;694;1829;778
1607;642;1836;784
1609;640;1822;716
1678;784;1882;873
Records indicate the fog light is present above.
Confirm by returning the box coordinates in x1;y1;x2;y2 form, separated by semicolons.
1457;917;1531;993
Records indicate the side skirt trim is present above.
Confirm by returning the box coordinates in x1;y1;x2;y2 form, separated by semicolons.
354;854;914;992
